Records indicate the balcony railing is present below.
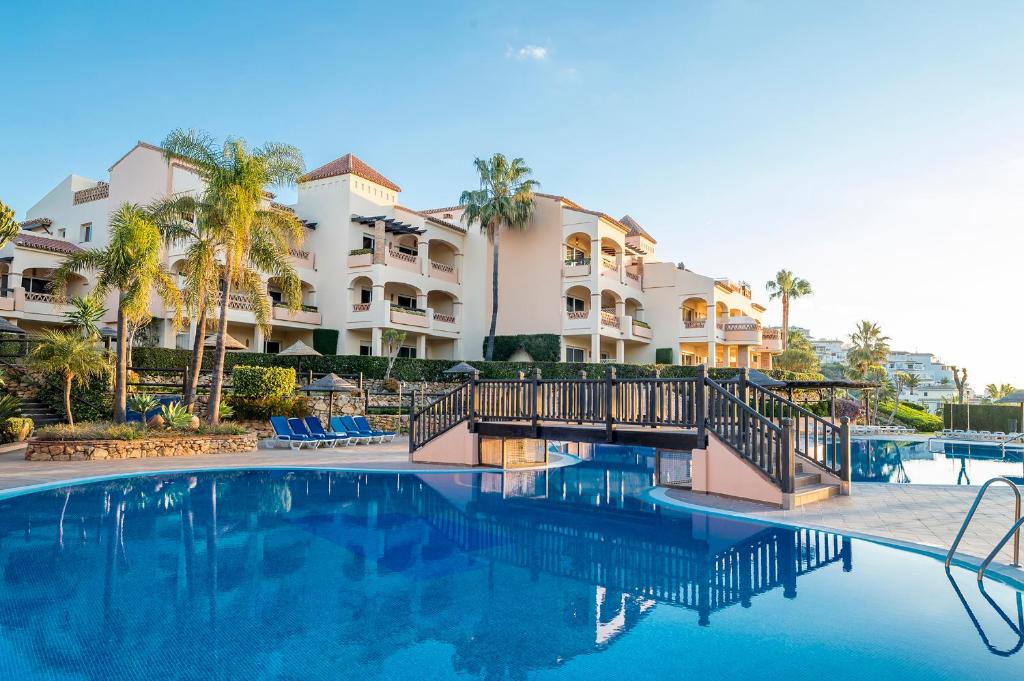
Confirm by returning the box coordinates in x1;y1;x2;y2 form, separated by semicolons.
214;292;258;312
601;257;618;271
683;319;706;329
566;310;589;320
24;291;58;304
388;248;418;264
352;302;371;313
429;259;458;282
433;312;456;324
600;311;619;328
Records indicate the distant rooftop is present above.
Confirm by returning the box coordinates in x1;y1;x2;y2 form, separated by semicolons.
300;153;401;192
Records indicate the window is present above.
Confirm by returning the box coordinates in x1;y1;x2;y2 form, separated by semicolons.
264;340;281;354
23;277;52;294
397;346;417;359
268;289;283;304
395;294;417;309
360;288;372;304
566;347;585;363
565;245;587;263
80;223;93;243
566;296;586;313
175;332;191;350
359;344;372;356
396;242;418;257
56;228;66;239
362;234;375;250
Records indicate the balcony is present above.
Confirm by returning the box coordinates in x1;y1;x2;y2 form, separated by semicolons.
429;259;458;283
272;303;321;326
390;304;429;328
631;320;653;340
386;248;420;273
347;248;372;268
20;290;74;317
680;318;709;340
600;310;620;329
289;247;316;271
624;269;642;288
563;258;591;278
757;328;785;353
723;318;762;344
433;311;458;329
563;309;592;332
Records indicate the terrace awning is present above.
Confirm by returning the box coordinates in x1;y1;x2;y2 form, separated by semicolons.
351;214;426;236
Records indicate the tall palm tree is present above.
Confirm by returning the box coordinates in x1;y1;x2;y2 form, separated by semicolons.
846;320;891;424
63;295;106;339
29;329;107;426
0;200;20;249
161;129;305;423
150;194;225;413
765;270;812;350
903;373;922;395
459;154;539;360
985;383;1015;401
53;203;182;423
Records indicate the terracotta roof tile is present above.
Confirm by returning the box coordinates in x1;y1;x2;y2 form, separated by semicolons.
19;217;53;230
395;205;466;233
420;205;462;215
14;233;83;255
300;153;401;192
620;215;657;244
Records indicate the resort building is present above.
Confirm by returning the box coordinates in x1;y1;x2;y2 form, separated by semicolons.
5;142;783;367
810;338;849;366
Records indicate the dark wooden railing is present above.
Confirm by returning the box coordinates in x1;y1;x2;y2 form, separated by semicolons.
409;382;471;450
409;366;852;496
706;378;791;489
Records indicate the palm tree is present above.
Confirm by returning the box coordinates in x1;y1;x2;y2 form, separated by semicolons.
985;383;1015;401
903;373;922;395
459;154;539;360
63;296;106;339
0;200;19;249
150;194;225;413
29;329;107;426
53;203;182;423
846;321;891;424
161;129;305;423
765;270;812;350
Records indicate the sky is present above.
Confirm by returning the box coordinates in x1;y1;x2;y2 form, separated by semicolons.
2;1;1022;389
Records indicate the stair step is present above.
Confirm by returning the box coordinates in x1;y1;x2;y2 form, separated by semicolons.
791;483;840;507
794;471;822;488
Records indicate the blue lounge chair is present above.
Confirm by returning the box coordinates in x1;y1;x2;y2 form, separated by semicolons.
270;416;319;449
330;416;371;444
289;417;337;448
340;415;382;444
304;416;351;447
354;415;395;442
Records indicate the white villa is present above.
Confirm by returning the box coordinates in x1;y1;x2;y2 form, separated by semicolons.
2;141;784;367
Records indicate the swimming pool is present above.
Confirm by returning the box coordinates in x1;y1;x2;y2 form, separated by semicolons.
853;438;1024;485
0;448;1020;679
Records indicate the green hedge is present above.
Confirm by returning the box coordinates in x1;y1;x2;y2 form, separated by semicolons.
232;365;296;398
131;347;823;384
484;334;561;362
943;403;1023;433
37;368;113;423
313;328;339;355
880;402;943;432
0;417;33;443
226;395;310;420
655;348;674;364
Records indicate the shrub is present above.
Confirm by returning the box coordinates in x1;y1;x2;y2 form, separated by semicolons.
0;417;33;442
160;402;194;429
879;402;943;432
655;348;674;364
834;398;861;422
902;401;926;411
0;394;22;421
232;365;296;398
33;421;247;440
313;328;339;355
218;401;234;421
486;334;561;362
226;395;310;421
36;366;113;423
348;248;372;256
382;377;401;393
632;320;651;329
127;393;159;416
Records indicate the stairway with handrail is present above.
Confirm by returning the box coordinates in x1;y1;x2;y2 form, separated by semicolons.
409;365;853;499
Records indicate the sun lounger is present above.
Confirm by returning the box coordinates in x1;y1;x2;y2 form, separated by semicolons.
289;417;338;447
270;416;319;449
304;416;351;446
330;416;371;444
354;415;396;442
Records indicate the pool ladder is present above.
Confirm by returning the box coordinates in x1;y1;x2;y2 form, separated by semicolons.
946;477;1023;581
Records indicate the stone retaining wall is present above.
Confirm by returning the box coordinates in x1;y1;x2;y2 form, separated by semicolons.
25;432;258;461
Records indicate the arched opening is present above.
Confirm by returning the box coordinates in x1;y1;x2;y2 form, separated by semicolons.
22;267;88;299
268;277;316;309
384;281;421;310
427;239;458;267
625;297;644;321
681;297;707;321
599;237;622;271
729;307;743;318
565;285;591;316
564;232;591;264
427;290;457;323
390;234;419;257
715;302;728;319
350;276;374;309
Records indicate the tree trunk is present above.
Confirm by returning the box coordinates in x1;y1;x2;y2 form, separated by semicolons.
781;295;790;351
184;299;208;413
207;269;231;425
113;303;128;423
64;373;74;427
484;226;500;361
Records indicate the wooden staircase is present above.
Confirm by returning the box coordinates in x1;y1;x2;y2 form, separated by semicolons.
793;460;841;506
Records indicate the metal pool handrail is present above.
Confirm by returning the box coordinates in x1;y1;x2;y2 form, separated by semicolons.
945;476;1022;581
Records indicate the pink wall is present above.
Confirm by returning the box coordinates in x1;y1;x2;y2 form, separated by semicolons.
690;433;783;507
411;424;478;465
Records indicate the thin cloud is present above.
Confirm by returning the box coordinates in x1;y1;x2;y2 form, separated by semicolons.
507;45;547;61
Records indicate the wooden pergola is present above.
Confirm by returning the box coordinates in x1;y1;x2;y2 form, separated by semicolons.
774;378;880;419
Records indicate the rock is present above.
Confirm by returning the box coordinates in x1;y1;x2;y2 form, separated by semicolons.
147;415;165;429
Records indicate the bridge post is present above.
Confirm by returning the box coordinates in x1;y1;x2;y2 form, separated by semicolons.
696;364;707;443
532;368;541;437
605;366;616;443
578;370;587;424
517;371;525;420
780;417;796;494
468;370;479;433
407;388;416;455
650;366;660;427
737;367;749;451
839;416;852;495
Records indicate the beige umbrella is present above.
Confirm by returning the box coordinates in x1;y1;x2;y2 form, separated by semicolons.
278;340;322;384
300;373;360;420
204;333;246;350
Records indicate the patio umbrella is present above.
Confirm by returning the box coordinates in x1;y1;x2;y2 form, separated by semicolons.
204;333;246;350
443;361;478;377
300;372;360;420
725;368;785;389
278;340;322;384
0;319;25;335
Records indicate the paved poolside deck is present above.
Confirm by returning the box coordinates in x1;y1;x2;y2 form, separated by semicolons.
0;439;1020;577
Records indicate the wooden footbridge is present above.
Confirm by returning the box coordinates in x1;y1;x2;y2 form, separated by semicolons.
410;367;853;502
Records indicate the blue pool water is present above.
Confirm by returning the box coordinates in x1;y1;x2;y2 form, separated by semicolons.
853;438;1024;485
0;448;1021;679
